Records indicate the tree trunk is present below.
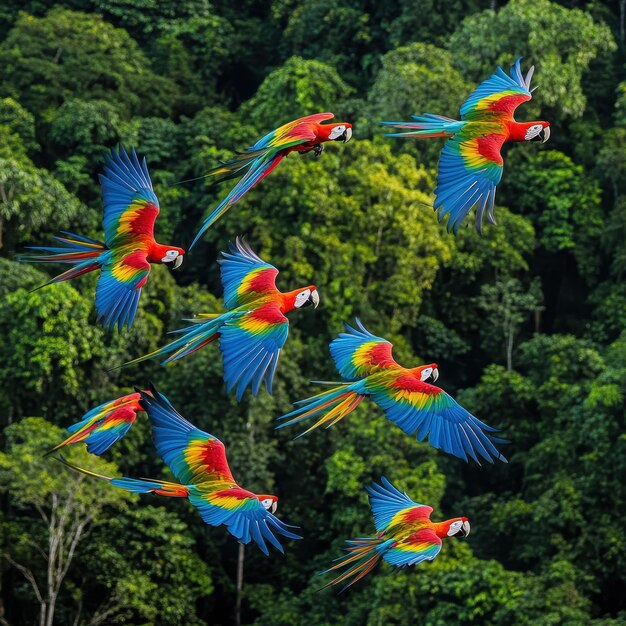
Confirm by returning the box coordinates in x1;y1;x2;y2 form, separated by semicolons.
506;322;514;371
620;0;626;43
235;543;245;626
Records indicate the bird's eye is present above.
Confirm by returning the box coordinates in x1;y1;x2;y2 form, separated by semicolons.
294;289;312;308
524;124;543;140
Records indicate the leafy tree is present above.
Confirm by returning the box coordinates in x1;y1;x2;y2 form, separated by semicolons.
0;417;133;626
477;277;543;370
0;8;178;118
448;0;616;119
241;56;354;131
0;156;82;251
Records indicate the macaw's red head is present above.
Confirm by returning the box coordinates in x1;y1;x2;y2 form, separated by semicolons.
257;494;278;514
438;517;470;539
415;363;439;383
317;121;353;144
151;243;185;269
284;286;320;311
511;120;550;143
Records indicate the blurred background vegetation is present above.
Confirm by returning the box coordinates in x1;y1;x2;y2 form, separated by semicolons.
0;0;625;624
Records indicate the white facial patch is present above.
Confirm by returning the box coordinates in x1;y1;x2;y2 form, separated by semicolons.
420;367;433;382
295;289;312;308
329;125;346;140
447;520;463;536
261;498;274;510
161;250;180;262
524;124;544;141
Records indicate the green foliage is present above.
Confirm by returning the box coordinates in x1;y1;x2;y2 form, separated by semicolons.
449;0;616;119
241;56;354;130
0;1;624;624
0;8;178;117
0;155;82;251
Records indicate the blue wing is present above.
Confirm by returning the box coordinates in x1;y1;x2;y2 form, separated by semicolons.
219;305;289;400
190;154;284;249
99;146;160;248
188;490;302;556
94;249;150;331
366;477;432;533
434;133;504;234
219;237;279;310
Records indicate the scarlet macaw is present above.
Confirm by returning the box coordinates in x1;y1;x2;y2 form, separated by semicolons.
19;147;185;330
277;320;507;464
47;392;143;456
59;386;301;555
321;477;470;591
190;113;352;247
382;58;550;233
125;237;319;401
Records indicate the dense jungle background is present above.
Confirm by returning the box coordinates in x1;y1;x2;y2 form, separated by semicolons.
1;0;626;624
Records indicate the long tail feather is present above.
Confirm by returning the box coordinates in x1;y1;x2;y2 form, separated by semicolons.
57;456;190;498
275;382;365;437
119;312;236;369
381;114;464;139
18;232;106;289
319;537;388;592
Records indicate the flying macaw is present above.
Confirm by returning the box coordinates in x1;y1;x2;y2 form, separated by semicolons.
320;477;470;591
18;147;185;331
59;386;301;555
125;237;319;400
189;113;352;247
382;58;550;234
277;319;507;464
47;392;143;456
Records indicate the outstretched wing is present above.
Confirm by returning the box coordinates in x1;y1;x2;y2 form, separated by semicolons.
138;387;236;486
219;237;279;310
219;303;290;400
366;477;433;533
95;249;151;331
330;319;397;381
190;113;335;247
189;487;301;556
369;374;507;464
460;57;533;121
434;130;505;234
382;528;442;568
99;147;160;249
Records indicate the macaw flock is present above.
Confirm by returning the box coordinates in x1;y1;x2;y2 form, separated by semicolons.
21;58;550;592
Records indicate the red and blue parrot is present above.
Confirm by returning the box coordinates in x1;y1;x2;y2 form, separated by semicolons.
19;147;185;330
382;58;550;234
47;392;143;456
277;320;507;464
190;113;352;247
321;477;470;591
59;386;301;555
125;237;319;400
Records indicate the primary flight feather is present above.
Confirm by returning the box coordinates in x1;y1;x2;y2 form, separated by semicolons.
383;58;550;234
19;147;185;331
190;113;352;247
277;319;507;464
58;386;301;556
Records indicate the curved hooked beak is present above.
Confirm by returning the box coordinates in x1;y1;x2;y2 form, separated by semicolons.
531;126;550;143
271;501;277;514
309;289;320;309
172;255;184;270
460;520;471;537
340;127;352;143
431;367;439;382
